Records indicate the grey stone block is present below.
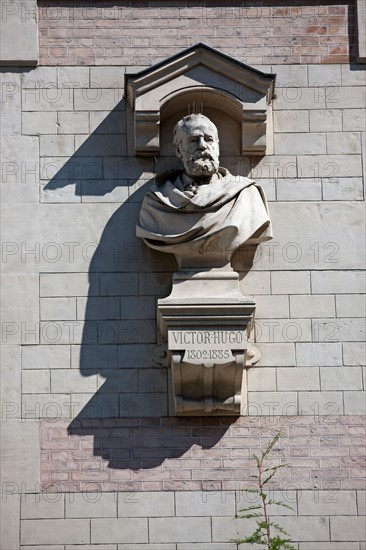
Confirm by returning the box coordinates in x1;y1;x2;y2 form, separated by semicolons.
90;111;125;134
271;272;310;295
74;89;124;111
290;295;335;318
22;369;50;393
100;273;138;296
98;320;155;344
299;544;358;550
21;67;57;88
58;67;90;88
247;391;298;416
1;345;21;418
117;491;174;517
40;155;102;181
0;494;20;549
255;319;311;343
297;154;362;178
117;344;159;368
320;366;363;390
273;65;308;87
276;179;322;201
74;134;126;156
178;545;237;550
315;317;365;342
22;344;70;369
66;493;117;518
51;369;97;393
211;516;257;542
247;367;276;391
90;67;125;88
342;342;366;366
254;295;289;318
274;88;325;110
257;343;295;367
343;391;366;414
0;275;39;345
310;109;342;132
273;110;309;133
322;177;363;201
119;393;168;417
40;135;74;156
71;344;118;369
277;367;320;391
0;0;38;65
271;516;329;541
97;369;138;393
336;294;366;317
118;546;174;550
22;394;71;419
327;132;362;154
22;88;73;111
1;135;39;183
21;519;90;545
176;490;235;517
342;109;366;131
21;494;65;519
274;133;326;155
120;297;156;320
58;112;90;134
77;297;120;320
22;111;58;135
341;65;366;86
91;518;148;544
138;369;167;393
329;86;366;108
40;273;99;297
298;391;343;415
308;64;341;86
330;516;366;541
1;72;21;135
239;271;271;295
357;490;366;515
296;343;342;367
138;272;172;296
311;271;365;294
41;297;77;321
0;420;39;489
149;517;211;543
298;490;357;515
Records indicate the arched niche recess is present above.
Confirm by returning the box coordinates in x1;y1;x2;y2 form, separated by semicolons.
126;43;275;157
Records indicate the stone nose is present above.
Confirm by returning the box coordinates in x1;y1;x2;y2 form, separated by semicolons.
197;136;207;150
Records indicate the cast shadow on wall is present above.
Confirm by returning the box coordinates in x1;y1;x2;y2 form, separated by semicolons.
43;101;253;469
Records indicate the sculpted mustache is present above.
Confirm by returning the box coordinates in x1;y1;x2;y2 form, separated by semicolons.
190;153;215;161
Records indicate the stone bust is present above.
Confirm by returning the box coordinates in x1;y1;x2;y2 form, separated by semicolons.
136;113;272;268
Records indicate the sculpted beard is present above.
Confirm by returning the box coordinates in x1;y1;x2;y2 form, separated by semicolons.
185;152;219;177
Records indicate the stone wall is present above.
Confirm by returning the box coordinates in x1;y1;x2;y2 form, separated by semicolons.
1;1;365;548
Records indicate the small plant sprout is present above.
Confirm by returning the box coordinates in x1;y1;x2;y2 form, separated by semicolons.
233;431;296;550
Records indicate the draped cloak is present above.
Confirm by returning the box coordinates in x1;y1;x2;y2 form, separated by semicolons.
136;167;272;259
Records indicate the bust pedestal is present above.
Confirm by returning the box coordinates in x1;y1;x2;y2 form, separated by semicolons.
157;268;257;416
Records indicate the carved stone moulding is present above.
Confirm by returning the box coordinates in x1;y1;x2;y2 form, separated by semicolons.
157;269;258;416
126;43;275;157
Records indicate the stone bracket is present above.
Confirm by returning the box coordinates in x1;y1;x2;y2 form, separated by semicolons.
157;291;256;416
242;109;267;156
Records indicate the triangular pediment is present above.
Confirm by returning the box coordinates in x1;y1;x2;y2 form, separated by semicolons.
126;44;276;156
127;43;275;105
